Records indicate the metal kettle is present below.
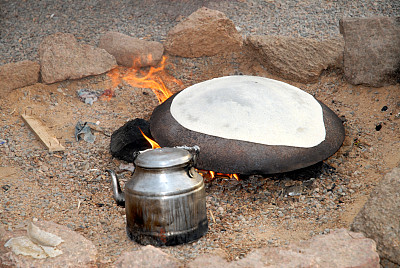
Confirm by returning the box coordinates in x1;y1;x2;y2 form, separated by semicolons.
107;146;208;246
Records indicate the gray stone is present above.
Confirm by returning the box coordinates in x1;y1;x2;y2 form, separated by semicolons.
189;229;379;267
0;61;40;93
246;35;344;83
188;254;230;268
98;31;164;68
39;32;116;84
114;245;182;268
340;17;400;87
351;168;400;266
238;229;379;267
164;7;243;58
0;221;97;267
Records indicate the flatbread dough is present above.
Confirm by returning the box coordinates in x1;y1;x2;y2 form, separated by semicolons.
170;76;326;148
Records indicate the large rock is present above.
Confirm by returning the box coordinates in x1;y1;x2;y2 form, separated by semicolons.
0;221;97;267
0;61;40;93
246;35;344;83
164;7;243;57
340;17;400;87
351;168;400;266
114;245;182;268
39;32;116;84
188;254;229;268
189;229;379;267
99;32;164;68
241;229;379;267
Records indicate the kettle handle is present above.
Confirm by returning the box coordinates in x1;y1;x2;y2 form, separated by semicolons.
174;145;200;178
174;145;200;166
106;169;125;207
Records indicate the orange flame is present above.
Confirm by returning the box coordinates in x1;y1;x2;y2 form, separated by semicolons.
198;170;239;181
107;55;183;103
209;170;215;178
139;128;161;149
214;172;239;181
108;67;122;89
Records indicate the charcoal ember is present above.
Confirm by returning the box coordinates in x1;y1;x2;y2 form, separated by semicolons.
110;119;152;162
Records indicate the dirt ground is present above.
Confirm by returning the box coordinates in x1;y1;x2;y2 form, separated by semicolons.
0;54;399;264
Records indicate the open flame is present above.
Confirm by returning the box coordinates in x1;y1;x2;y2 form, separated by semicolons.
107;55;183;103
108;55;239;181
139;128;161;149
218;172;239;180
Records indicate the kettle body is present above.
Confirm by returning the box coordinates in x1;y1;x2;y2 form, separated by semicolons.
109;146;208;246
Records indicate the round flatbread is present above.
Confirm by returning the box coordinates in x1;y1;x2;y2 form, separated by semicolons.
170;76;325;148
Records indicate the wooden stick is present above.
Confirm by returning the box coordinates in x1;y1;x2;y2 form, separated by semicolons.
209;210;216;224
21;114;65;152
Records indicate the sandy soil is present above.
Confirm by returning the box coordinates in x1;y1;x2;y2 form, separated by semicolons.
0;54;399;264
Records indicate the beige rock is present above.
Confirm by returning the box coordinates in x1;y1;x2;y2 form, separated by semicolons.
188;248;228;268
246;35;344;83
188;254;230;268
0;60;40;93
351;168;400;266
39;32;116;84
0;221;97;268
281;228;379;268
340;16;400;87
114;245;182;268
236;247;317;267
99;31;164;68
189;229;379;267
164;7;243;57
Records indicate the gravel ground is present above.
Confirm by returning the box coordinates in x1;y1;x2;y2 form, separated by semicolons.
2;74;399;265
1;0;400;266
1;0;399;64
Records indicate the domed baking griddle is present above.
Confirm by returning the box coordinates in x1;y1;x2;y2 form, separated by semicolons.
150;76;345;175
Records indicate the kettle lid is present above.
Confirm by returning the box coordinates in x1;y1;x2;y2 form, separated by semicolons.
134;147;193;168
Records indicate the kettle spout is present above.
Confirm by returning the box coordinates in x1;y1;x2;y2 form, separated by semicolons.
106;169;125;207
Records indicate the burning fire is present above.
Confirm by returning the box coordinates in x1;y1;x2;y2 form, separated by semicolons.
203;171;239;181
108;55;239;180
107;55;182;103
139;128;161;149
